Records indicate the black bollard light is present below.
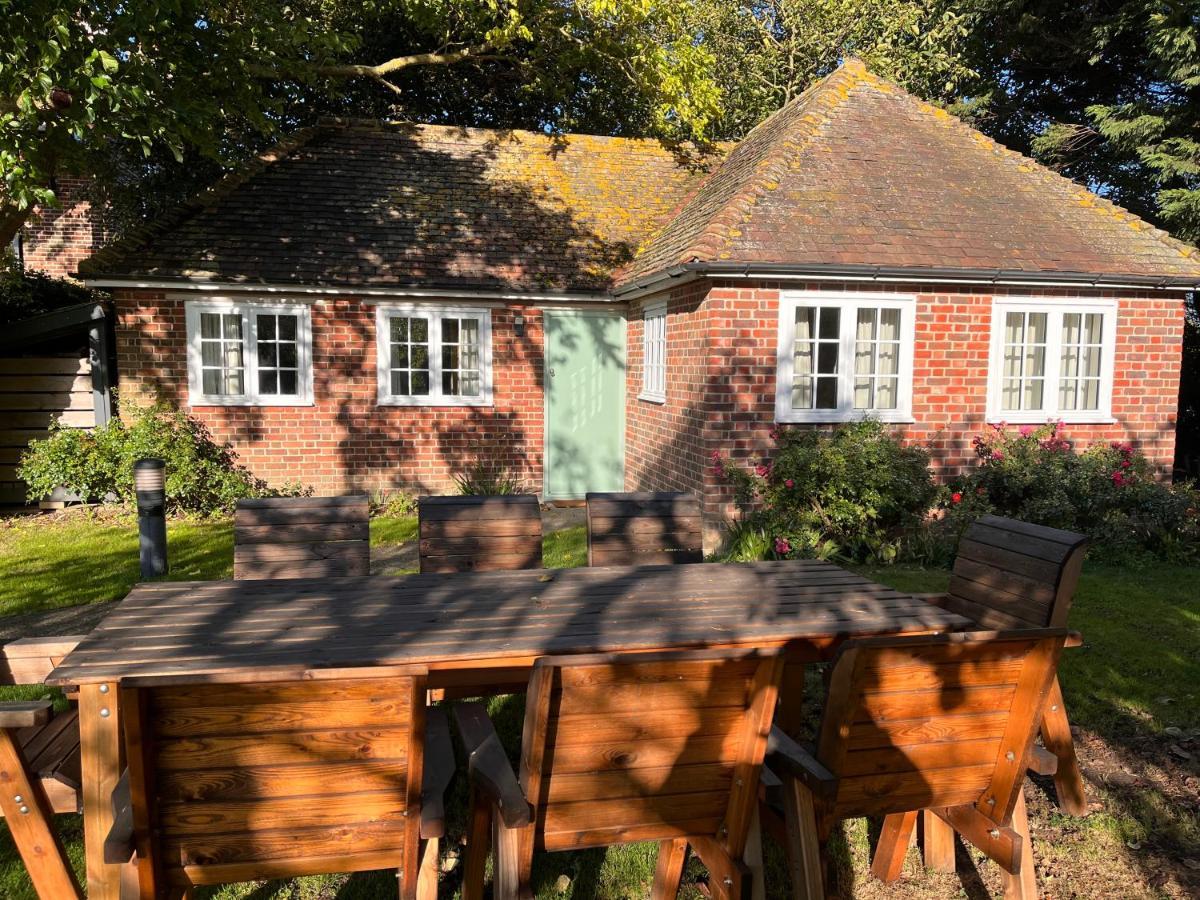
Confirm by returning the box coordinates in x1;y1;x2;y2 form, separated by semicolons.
134;458;168;578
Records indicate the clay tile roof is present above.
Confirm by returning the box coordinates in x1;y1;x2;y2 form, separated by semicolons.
81;122;717;293
84;61;1200;291
619;58;1200;286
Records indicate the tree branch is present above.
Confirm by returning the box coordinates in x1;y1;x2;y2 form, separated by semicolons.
314;43;494;80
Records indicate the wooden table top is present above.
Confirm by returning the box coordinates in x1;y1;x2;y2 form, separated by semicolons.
47;559;971;686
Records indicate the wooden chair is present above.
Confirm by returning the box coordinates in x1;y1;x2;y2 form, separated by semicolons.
767;629;1068;900
455;648;784;900
105;668;455;899
233;495;370;579
921;514;1089;814
418;495;542;573
585;492;703;566
0;636;86;899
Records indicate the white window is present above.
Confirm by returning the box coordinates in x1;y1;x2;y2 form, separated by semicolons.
639;301;667;403
774;292;915;423
376;305;493;406
185;301;313;406
987;299;1116;423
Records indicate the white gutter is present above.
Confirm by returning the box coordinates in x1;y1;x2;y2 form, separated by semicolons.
82;278;616;305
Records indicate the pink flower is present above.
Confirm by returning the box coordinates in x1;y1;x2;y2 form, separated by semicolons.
1121;443;1134;455
710;449;721;462
755;464;770;478
951;492;962;504
1019;425;1035;437
991;451;1005;462
768;428;779;441
784;479;795;488
1121;459;1131;469
774;537;792;555
1111;471;1125;486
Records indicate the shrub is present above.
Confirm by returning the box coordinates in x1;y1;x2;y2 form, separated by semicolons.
718;420;939;564
18;402;306;514
452;462;526;496
0;264;108;327
926;423;1200;564
369;490;417;518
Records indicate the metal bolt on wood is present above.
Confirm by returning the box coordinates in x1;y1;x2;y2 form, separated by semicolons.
18;805;28;814
100;708;110;718
99;684;109;694
1005;750;1015;761
989;828;1000;838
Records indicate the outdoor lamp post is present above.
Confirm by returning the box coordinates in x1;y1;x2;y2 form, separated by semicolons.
134;457;168;578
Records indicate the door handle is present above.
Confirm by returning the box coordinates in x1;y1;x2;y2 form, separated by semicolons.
548;367;556;377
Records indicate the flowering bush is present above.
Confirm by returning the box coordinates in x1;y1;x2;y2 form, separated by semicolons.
718;420;938;563
930;422;1200;563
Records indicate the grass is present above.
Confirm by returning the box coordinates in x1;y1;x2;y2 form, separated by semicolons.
0;514;1196;897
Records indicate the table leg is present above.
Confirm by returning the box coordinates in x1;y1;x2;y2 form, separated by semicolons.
80;682;124;900
777;662;808;739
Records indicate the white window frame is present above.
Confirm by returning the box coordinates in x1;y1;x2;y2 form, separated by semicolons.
986;297;1117;424
774;291;916;424
184;300;313;406
639;300;667;403
375;304;494;407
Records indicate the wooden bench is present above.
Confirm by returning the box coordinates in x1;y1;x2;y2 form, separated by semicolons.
105;668;454;899
418;495;542;573
234;495;370;579
455;648;784;900
0;636;86;899
585;492;704;566
921;514;1089;814
767;629;1069;900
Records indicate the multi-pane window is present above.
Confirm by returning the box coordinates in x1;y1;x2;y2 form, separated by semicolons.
640;302;666;402
377;306;492;406
187;303;311;405
988;301;1115;422
776;294;914;422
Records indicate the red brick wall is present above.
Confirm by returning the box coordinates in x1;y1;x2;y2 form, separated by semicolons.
19;176;105;279
624;280;712;503
624;279;1186;535
113;290;545;494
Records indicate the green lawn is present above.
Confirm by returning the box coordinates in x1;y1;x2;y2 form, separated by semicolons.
0;514;1196;898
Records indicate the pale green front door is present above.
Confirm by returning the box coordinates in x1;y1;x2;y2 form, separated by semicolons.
543;310;626;500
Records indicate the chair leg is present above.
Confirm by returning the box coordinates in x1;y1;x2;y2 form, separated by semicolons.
870;811;917;884
415;837;439;900
744;807;766;900
780;776;826;900
1041;676;1087;816
461;789;491;900
652;839;689;900
1000;789;1038;900
0;728;82;899
920;809;955;873
491;815;532;900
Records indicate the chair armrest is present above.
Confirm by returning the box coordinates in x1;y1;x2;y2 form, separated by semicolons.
1065;630;1084;649
104;769;134;864
765;726;838;802
453;702;532;829
420;707;456;839
0;700;53;729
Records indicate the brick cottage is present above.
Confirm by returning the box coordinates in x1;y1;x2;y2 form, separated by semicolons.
78;59;1200;544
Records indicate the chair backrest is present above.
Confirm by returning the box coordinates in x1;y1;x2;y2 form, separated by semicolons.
518;649;783;855
0;636;83;685
417;494;542;573
947;515;1088;629
120;670;427;890
815;629;1067;824
585;492;704;566
233;495;370;579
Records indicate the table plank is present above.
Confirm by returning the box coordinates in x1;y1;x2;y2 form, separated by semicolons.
48;560;969;686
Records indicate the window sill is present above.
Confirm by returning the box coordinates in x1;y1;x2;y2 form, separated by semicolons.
775;411;915;425
638;392;666;405
377;396;494;408
189;397;314;408
986;414;1116;426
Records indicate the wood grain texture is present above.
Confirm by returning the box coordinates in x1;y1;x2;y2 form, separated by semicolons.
586;492;703;567
418;494;542;574
233;496;369;580
46;560;970;687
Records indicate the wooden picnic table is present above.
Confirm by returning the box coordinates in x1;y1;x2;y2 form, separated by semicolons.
47;558;969;898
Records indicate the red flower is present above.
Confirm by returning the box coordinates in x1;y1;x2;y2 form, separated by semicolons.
1111;471;1125;486
951;492;962;504
784;478;795;488
1121;459;1131;469
768;428;780;441
755;464;770;478
774;537;792;555
991;451;1005;462
1121;443;1134;455
710;449;720;462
